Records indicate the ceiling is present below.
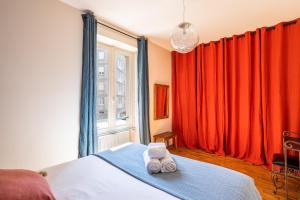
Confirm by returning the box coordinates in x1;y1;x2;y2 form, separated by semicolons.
60;0;300;50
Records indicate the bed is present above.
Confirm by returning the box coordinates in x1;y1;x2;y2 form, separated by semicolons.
45;143;261;200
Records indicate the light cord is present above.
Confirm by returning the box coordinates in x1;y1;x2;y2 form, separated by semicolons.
182;0;186;22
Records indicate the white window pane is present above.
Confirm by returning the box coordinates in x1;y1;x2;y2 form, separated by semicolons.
98;51;105;60
98;120;109;129
99;67;104;73
99;82;104;91
97;48;109;129
115;54;128;123
99;97;104;105
96;44;133;133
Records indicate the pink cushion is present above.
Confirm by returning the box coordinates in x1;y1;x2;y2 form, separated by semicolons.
0;169;55;200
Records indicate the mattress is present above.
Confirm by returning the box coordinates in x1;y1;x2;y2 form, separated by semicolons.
45;143;261;200
45;146;178;200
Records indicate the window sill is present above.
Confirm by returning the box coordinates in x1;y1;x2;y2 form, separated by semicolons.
97;126;135;136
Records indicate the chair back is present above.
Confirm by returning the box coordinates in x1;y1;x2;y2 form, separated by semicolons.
283;131;300;170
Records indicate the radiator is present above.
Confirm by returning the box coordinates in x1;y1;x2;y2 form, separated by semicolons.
98;130;132;152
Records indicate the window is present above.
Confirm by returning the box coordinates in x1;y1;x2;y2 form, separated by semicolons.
96;43;135;134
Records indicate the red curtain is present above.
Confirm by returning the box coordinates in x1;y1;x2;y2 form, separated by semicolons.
172;19;300;167
197;41;225;156
172;52;198;148
223;31;264;164
261;21;300;166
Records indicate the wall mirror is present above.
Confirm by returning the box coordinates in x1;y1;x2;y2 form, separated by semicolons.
154;84;169;120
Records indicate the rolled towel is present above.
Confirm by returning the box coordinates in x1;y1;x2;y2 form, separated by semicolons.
143;150;162;174
147;143;167;159
160;151;177;173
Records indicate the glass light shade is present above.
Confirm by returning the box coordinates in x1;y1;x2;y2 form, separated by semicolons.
170;22;199;53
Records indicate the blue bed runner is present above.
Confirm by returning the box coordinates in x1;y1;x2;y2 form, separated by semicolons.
94;144;261;200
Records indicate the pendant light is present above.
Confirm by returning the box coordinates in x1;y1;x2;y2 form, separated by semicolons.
170;0;199;53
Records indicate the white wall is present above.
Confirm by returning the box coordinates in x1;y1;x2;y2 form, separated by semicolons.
148;41;172;140
0;0;82;170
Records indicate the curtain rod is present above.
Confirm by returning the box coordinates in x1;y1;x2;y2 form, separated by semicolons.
203;19;298;46
97;21;140;40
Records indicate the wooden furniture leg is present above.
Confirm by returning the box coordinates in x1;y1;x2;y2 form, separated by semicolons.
166;138;169;147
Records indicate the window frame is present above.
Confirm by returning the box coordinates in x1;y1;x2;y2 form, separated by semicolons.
96;42;135;135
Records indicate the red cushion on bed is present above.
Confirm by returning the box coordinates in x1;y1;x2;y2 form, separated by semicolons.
0;169;55;200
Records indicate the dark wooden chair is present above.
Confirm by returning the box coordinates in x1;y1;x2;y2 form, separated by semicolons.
271;131;300;199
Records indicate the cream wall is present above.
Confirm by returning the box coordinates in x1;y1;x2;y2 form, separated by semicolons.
0;0;82;170
148;41;172;140
0;0;172;170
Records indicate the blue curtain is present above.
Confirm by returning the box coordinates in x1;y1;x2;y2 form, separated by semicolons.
79;12;98;157
137;37;151;144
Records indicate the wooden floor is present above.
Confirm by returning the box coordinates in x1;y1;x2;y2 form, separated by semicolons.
169;147;300;200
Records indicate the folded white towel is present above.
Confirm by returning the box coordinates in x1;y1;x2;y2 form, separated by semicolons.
147;143;167;159
160;150;177;173
143;150;162;174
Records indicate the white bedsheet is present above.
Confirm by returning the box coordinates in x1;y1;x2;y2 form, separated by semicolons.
45;155;178;200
